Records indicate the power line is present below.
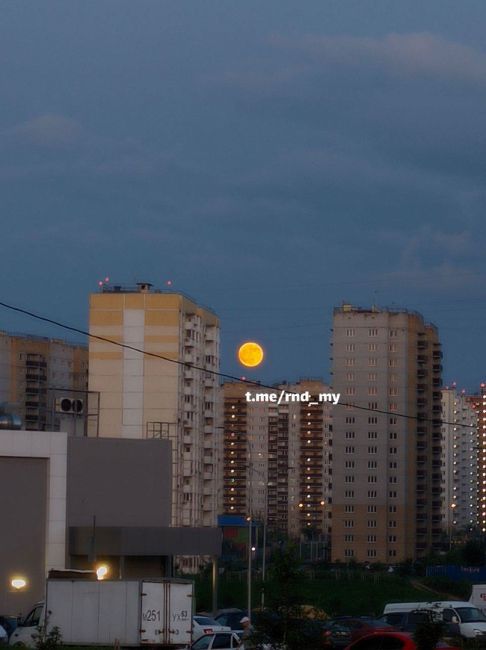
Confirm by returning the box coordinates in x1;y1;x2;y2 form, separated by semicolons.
0;298;477;429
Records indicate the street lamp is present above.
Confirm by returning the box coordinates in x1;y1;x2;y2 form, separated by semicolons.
11;577;27;590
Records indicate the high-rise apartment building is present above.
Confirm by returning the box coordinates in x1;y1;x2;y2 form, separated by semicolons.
222;380;332;539
465;386;486;531
0;331;88;431
331;304;442;563
441;387;478;532
88;282;222;528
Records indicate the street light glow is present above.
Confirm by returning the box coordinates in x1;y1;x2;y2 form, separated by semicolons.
11;577;27;590
96;564;109;580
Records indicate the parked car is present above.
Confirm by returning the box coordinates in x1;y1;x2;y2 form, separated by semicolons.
344;631;462;650
321;620;356;648
190;631;241;649
193;616;231;640
333;617;394;644
0;625;7;646
0;618;18;640
378;610;460;637
214;609;247;636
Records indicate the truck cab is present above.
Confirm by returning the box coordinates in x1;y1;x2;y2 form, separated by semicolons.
9;603;45;648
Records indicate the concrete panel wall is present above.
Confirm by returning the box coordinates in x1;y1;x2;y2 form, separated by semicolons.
0;457;48;615
67;437;172;528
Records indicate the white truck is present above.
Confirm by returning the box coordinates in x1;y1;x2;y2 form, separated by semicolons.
383;601;486;639
9;578;193;648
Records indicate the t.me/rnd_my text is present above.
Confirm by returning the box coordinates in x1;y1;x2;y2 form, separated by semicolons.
245;390;341;405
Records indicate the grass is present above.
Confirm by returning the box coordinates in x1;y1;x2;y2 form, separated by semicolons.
193;570;447;617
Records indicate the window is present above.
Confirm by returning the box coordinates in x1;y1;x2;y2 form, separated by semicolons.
389;491;397;498
344;490;355;498
389;461;398;469
389;520;397;528
345;505;355;513
344;520;354;528
389;476;398;483
368;446;378;454
389;535;397;542
389;402;398;411
390;447;398;455
367;490;377;498
389;549;397;557
345;358;355;367
389;417;397;424
345;475;355;483
367;549;377;558
345;431;355;439
389;505;397;513
345;416;356;424
368;460;378;468
390;329;398;337
345;387;356;396
346;328;355;337
389;387;399;396
344;549;354;558
346;372;355;381
369;329;378;337
368;343;377;351
212;634;234;649
344;534;354;542
368;475;377;483
368;402;378;410
367;520;377;528
389;432;397;439
368;372;377;381
346;343;356;351
367;535;377;542
389;359;398;367
368;432;378;439
368;416;378;424
345;446;355;454
345;460;355;468
367;505;377;513
368;358;377;367
368;386;378;396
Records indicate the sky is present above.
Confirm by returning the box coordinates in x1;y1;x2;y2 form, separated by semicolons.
1;1;486;390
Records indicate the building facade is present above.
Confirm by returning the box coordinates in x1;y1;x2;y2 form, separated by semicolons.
465;386;486;532
88;282;222;529
222;379;332;539
0;332;88;431
441;387;478;533
331;304;442;563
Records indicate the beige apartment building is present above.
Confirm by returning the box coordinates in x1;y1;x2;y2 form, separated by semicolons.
222;380;332;539
0;331;88;431
331;304;442;563
88;282;222;529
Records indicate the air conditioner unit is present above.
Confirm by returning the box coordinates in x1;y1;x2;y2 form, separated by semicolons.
55;397;84;415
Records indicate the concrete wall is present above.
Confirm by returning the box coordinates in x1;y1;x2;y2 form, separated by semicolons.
0;457;48;615
67;437;172;528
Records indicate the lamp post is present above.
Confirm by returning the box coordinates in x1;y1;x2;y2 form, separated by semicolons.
450;503;457;550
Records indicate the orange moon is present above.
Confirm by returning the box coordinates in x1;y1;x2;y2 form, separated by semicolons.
237;341;264;368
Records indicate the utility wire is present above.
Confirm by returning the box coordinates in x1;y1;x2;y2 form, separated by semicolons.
0;298;478;429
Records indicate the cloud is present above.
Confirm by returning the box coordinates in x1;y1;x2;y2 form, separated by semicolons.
270;32;486;86
5;114;83;148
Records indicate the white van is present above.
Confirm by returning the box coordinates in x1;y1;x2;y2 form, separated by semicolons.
470;585;486;614
9;602;44;647
383;601;486;638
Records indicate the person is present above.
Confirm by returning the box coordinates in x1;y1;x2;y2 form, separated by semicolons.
238;616;255;649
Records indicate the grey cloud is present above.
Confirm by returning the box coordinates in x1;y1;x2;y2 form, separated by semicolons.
270;32;486;85
4;114;83;148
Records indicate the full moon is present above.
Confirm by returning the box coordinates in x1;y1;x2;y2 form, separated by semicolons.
237;341;264;368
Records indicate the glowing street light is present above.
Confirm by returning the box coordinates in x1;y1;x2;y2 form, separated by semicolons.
96;564;109;580
11;577;27;590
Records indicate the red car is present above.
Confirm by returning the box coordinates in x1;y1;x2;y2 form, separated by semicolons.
335;617;394;644
344;631;461;650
